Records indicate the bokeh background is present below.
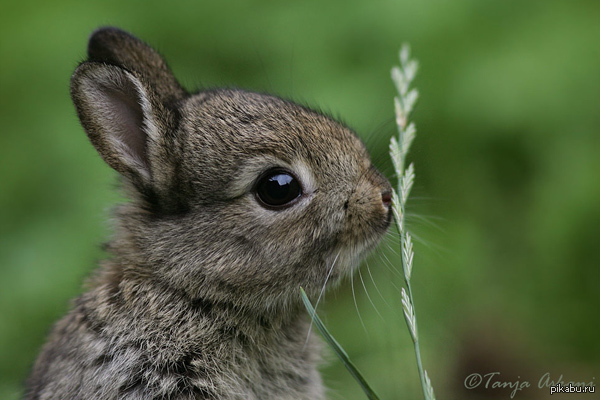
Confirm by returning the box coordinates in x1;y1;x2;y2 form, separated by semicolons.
1;1;598;399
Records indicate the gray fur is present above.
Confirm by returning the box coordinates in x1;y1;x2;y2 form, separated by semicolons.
24;27;392;399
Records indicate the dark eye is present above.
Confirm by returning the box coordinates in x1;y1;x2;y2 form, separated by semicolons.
254;170;302;209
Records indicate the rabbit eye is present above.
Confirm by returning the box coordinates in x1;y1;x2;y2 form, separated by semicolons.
254;170;302;209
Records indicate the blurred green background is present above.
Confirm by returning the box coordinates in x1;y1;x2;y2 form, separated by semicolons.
1;1;598;399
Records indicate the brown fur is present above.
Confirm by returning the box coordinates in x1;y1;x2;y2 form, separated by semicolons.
24;27;392;399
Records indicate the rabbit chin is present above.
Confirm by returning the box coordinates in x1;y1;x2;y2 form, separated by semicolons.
322;233;386;287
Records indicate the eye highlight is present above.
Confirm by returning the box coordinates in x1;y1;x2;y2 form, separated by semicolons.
254;169;302;209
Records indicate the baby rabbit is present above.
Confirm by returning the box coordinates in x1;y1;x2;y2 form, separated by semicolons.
24;27;392;400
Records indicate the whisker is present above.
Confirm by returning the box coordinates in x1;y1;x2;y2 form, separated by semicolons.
350;265;367;333
381;239;402;262
375;254;405;320
365;259;392;310
304;250;341;349
383;229;402;240
315;250;340;313
362;116;395;148
379;248;404;281
358;267;384;321
405;213;446;232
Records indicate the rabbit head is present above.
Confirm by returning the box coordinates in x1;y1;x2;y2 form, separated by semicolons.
71;27;392;313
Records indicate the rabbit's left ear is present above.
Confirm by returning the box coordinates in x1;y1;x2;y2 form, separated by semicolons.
70;27;185;198
70;62;166;188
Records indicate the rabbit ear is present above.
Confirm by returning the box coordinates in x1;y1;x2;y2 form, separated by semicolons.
86;27;187;107
70;62;164;186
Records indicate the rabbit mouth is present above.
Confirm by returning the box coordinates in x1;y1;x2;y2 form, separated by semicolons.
385;203;393;227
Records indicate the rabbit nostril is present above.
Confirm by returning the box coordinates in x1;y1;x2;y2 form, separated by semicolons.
381;191;392;208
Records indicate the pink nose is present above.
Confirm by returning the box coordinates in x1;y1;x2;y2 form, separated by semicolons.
381;191;392;208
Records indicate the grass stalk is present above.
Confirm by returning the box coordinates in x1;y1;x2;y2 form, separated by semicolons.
390;44;437;400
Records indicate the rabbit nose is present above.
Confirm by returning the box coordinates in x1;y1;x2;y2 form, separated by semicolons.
381;190;392;208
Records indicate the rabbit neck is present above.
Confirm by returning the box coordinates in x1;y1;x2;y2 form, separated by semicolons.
81;263;324;398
